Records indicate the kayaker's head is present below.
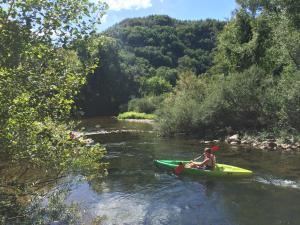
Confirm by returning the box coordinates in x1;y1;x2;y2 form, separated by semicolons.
204;147;211;156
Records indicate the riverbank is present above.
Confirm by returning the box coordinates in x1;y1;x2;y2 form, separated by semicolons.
199;133;300;153
120;118;155;124
239;133;300;152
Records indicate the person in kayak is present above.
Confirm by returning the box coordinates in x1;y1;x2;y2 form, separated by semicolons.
186;147;216;170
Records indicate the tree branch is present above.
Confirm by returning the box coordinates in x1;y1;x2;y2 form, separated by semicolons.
3;0;15;27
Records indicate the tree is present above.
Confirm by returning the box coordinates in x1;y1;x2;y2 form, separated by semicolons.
212;8;273;74
159;0;300;137
139;76;172;96
77;36;139;116
0;0;107;45
0;0;107;223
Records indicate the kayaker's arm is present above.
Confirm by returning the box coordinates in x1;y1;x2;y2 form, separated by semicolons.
187;158;209;168
196;158;209;167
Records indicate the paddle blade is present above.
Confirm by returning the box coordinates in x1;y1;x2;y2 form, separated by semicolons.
211;146;220;152
174;163;185;174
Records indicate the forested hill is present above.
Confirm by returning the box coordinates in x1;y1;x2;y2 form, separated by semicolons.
105;15;225;74
78;15;225;116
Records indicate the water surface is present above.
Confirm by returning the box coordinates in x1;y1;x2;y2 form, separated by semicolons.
68;116;300;225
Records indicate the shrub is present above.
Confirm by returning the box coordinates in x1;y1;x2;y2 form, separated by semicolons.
277;69;300;131
158;67;278;136
139;76;172;96
128;95;164;114
220;66;275;130
158;71;209;135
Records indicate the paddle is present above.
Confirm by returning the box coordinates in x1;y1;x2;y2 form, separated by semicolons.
174;145;220;174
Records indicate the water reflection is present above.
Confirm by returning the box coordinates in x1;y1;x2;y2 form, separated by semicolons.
69;174;235;225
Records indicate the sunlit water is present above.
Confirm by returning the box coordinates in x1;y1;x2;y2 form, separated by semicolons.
67;117;300;225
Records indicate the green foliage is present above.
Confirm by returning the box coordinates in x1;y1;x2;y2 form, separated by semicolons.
77;15;225;116
158;66;297;136
139;76;172;96
212;9;272;74
0;0;107;223
155;67;178;86
0;188;98;225
159;0;300;136
23;190;81;225
0;0;107;45
105;16;224;75
77;36;138;116
117;111;157;120
277;69;300;130
128;95;165;114
158;72;209;135
220;66;275;129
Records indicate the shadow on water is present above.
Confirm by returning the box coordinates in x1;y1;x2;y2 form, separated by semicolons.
66;116;300;225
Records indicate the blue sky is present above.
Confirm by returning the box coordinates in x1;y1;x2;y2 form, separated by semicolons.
99;0;237;31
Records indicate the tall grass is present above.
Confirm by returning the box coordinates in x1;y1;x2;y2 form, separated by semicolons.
117;111;157;120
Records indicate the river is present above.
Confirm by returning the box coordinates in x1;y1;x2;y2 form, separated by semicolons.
66;116;300;225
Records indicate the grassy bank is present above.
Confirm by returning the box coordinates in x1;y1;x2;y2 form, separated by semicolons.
117;111;157;120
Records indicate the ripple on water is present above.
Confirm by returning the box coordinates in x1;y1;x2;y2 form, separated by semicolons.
90;179;231;224
255;176;300;189
67;174;234;225
60;116;300;225
83;129;153;136
103;142;127;147
92;193;149;225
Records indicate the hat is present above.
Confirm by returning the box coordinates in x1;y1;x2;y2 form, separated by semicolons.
204;147;211;153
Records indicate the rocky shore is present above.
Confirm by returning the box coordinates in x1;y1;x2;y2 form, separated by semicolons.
122;119;155;124
200;134;300;152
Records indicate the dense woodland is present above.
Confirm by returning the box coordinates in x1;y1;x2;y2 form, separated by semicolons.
0;0;299;223
77;15;225;115
78;0;300;138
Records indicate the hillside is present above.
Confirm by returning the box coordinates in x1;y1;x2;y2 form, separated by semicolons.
78;15;225;116
105;15;224;74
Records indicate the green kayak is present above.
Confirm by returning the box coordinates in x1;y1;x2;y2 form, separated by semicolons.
154;160;253;177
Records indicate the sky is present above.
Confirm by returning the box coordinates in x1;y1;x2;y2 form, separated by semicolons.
98;0;238;31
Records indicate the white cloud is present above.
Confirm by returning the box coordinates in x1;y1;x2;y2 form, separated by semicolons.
101;14;108;23
105;0;152;11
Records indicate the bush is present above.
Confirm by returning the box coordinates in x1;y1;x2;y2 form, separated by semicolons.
128;95;164;114
158;67;278;136
220;66;275;130
139;76;172;96
277;69;300;131
158;72;209;135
